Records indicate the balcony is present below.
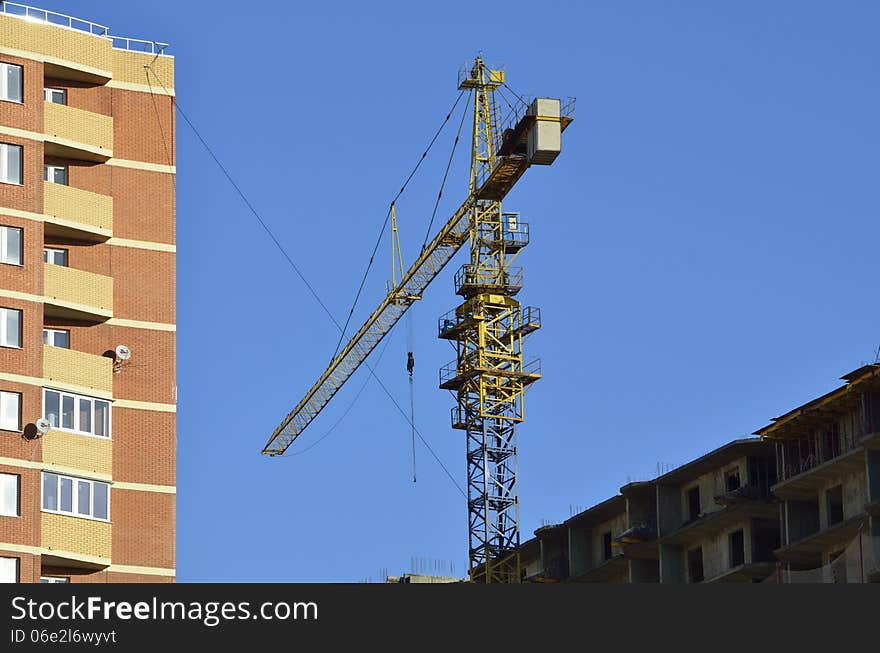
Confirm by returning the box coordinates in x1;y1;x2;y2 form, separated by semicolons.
41;512;111;569
43;102;113;162
774;515;864;566
0;4;113;82
42;428;112;477
43;345;113;395
43;265;113;322
43;183;112;242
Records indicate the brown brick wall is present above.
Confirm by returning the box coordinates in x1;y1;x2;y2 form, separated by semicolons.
0;466;40;547
109;167;175;244
112;409;175;487
111;89;175;166
0;549;38;583
0;54;42;133
0;134;42;214
112;248;175;324
111;489;174;568
0;297;42;378
0;215;43;295
0;383;41;457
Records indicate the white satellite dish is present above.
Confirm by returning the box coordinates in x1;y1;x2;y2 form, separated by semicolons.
35;418;51;435
115;345;132;361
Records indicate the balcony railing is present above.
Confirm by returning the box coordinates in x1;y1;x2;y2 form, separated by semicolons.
776;427;865;483
43;102;113;161
43;183;112;240
43;345;113;394
0;2;170;54
43;265;113;321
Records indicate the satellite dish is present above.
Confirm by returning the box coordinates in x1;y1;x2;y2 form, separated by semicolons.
115;345;131;361
35;418;51;435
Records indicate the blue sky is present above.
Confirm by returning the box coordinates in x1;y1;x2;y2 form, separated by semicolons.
34;1;879;581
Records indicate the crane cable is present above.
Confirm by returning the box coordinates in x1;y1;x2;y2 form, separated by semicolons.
406;312;416;484
144;65;467;499
421;90;470;251
330;90;468;362
407;97;468;483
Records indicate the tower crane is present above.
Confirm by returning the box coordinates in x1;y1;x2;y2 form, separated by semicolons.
261;57;573;583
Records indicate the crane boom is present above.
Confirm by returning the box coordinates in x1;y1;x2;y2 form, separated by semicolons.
262;197;475;455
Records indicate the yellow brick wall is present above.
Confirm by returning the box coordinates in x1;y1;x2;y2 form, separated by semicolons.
42;429;112;477
43;346;113;394
43;183;113;232
42;512;112;561
112;50;175;89
0;14;112;75
44;265;113;314
44;101;113;154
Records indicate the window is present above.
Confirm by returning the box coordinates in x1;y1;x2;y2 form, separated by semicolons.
43;389;110;438
0;473;19;517
0;226;22;266
728;529;745;568
43;248;68;266
726;470;741;492
602;531;613;561
826;485;844;526
0;307;21;348
41;472;109;521
40;576;69;583
687;547;704;583
0;63;23;103
686;486;701;522
43;87;66;105
0;556;19;583
43;328;70;349
43;164;68;185
0;390;20;431
0;143;22;185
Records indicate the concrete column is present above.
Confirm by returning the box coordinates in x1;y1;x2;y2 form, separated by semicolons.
659;544;684;583
568;527;591;578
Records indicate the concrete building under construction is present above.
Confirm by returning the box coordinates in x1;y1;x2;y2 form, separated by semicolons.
520;364;880;583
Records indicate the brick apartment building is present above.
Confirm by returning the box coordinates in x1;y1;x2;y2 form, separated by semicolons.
520;364;880;583
0;4;175;583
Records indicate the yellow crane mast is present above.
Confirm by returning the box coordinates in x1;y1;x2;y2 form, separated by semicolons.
261;57;573;583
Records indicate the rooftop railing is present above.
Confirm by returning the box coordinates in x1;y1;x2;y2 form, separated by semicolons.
0;2;170;55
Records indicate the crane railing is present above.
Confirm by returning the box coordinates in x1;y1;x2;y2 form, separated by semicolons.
262;200;501;455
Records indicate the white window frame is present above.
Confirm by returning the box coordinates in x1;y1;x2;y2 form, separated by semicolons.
0;556;19;583
40;576;69;583
0;472;19;517
42;388;111;439
0;307;22;348
0;225;22;266
43;164;68;185
0;390;21;432
43;328;70;349
43;87;66;105
41;471;110;522
43;247;68;266
1;63;23;104
0;143;22;185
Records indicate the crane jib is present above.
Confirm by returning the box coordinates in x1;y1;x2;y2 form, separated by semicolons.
261;198;491;456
